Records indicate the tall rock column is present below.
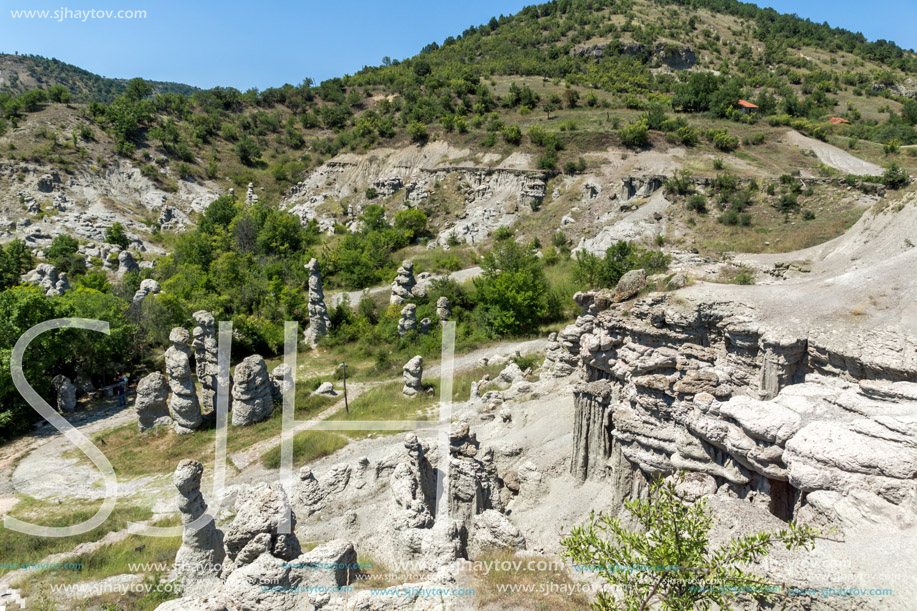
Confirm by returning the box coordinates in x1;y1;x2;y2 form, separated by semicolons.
303;258;331;347
191;310;219;414
174;459;225;580
165;327;202;434
390;260;425;305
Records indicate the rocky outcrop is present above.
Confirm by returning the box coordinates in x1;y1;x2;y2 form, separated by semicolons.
131;278;161;305
116;251;139;278
174;460;225;580
51;375;76;413
541;314;594;378
221;482;301;578
390;260;425;305
620;174;665;201
402;355;423;397
303;258;331;346
231;355;273;426
191;311;218;414
467;509;526;558
436;296;451;321
397;303;417;336
570;293;917;528
24;263;70;297
165;327;202;434
134;372;171;432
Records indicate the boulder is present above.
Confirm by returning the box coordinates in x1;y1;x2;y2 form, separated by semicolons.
313;381;337;397
132;278;162;305
221;482;301;578
614;268;647;302
116;251;139;278
135;372;171;432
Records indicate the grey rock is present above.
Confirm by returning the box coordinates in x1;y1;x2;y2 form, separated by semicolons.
303;258;331;346
191;311;219;414
436;296;451;321
269;364;293;403
51;375;76;413
313;381;337;397
397;303;417;336
402;355;423;397
135;372;170;432
132;278;162;305
467;510;526;559
174;460;225;579
221;482;301;578
231;355;273;426
614;269;647;302
165;328;202;433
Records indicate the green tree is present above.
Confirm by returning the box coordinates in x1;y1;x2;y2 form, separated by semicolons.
473;241;549;337
0;240;33;290
46;234;85;276
561;474;821;611
104;223;130;249
235;137;261;166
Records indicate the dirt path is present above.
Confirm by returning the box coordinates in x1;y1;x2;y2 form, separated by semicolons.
784;130;883;175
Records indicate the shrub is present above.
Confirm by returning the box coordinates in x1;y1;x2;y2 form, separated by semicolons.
802;209;816;220
618;119;649;148
561;474;819;611
501;124;522;145
710;128;739;151
882;163;910;189
664;170;694;196
104;222;131;249
687;194;707;213
365;187;378;199
407;122;428;143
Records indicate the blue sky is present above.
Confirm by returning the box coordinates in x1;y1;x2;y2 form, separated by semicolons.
2;0;915;91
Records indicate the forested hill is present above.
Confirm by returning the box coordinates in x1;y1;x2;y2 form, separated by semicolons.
0;53;198;102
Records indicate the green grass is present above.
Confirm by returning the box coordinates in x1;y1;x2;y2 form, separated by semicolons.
0;496;153;577
472;550;591;611
67;387;339;477
259;431;350;470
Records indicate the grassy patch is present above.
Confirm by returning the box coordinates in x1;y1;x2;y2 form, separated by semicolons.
471;550;591;610
0;496;152;577
68;388;339;477
327;381;437;439
259;431;349;470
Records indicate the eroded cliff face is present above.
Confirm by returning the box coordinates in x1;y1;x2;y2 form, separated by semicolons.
561;292;917;530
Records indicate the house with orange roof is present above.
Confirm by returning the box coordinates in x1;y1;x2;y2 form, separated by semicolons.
736;99;758;115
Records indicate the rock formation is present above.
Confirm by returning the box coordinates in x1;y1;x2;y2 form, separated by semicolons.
613;268;647;302
134;372;171;431
436;296;451;321
24;263;70;297
191;311;218;414
269;364;293;403
303;258;331;346
231;355;273;426
116;251;139;278
384;424;515;567
390;260;426;305
220;482;301;578
569;292;917;528
174;460;224;580
397;303;417;336
541;314;594;378
164;327;202;434
131;278;161;305
402;355;423;397
51;375;76;413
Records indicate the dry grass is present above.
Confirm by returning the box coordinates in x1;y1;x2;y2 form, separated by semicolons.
470;550;593;610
